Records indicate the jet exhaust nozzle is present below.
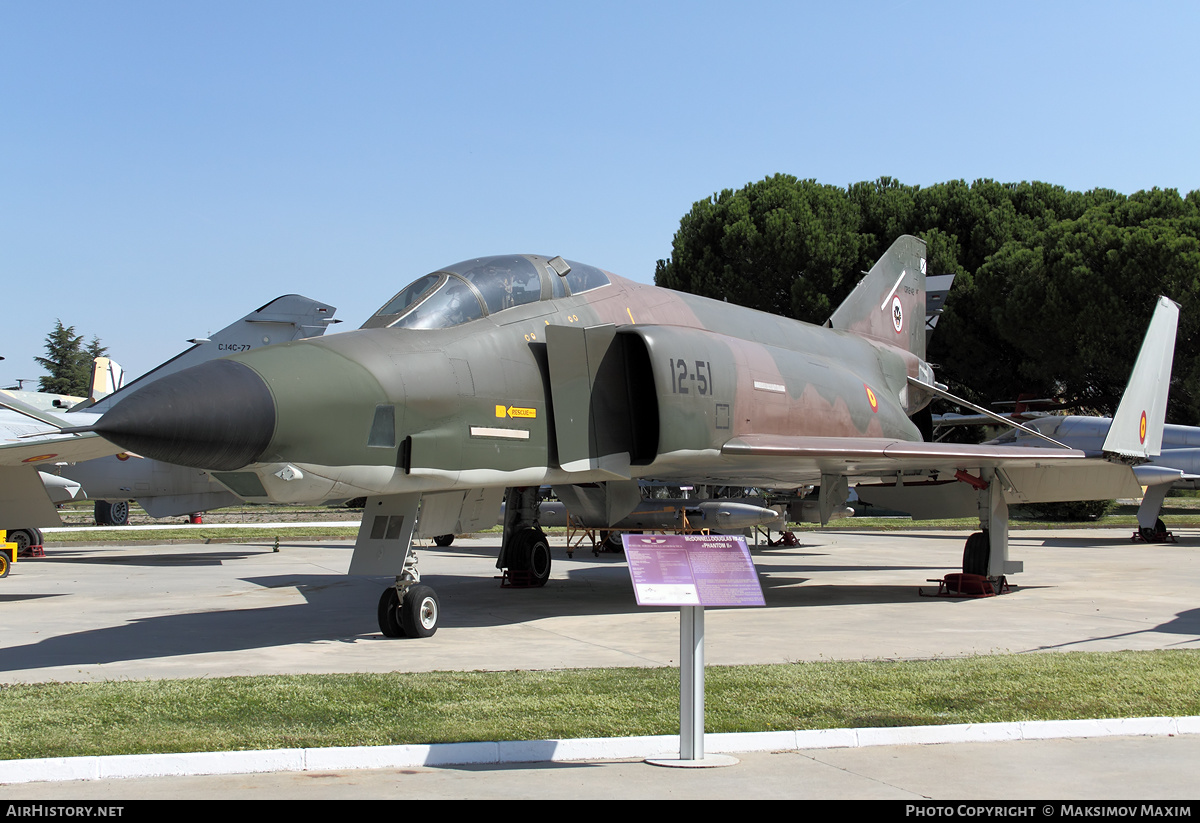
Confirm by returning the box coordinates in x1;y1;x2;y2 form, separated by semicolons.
92;359;276;471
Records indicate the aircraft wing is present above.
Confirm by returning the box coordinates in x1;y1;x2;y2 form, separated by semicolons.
709;434;1143;511
721;434;1091;468
715;439;1137;496
0;406;120;528
0;430;124;467
0;394;124;467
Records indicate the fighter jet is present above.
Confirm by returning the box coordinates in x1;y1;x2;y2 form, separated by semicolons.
981;417;1200;542
81;238;1173;638
0;295;339;550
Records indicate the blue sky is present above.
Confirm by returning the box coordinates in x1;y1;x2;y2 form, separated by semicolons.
3;1;1198;382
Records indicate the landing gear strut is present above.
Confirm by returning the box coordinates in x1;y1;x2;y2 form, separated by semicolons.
497;487;552;587
953;467;1019;589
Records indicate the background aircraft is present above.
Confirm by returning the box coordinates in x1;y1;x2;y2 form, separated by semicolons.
983;417;1200;542
0;295;338;551
84;238;1171;638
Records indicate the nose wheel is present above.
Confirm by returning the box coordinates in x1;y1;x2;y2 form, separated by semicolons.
377;584;440;638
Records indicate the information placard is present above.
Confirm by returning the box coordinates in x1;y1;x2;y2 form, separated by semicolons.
623;534;765;607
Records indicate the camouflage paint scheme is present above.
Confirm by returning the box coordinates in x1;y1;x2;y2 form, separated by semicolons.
85;237;1172;628
99;241;935;498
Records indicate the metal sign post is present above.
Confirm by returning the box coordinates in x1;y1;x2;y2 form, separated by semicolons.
680;604;705;762
624;534;764;767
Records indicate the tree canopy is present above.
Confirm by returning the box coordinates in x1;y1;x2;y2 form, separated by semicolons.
655;176;1200;422
35;320;107;397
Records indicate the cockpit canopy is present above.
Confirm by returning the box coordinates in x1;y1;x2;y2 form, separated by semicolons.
362;254;611;330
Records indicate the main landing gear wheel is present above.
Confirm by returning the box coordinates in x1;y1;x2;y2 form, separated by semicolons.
434;534;455;547
962;530;990;577
511;527;552;586
8;529;40;556
377;587;404;637
400;585;439;638
1139;518;1169;543
95;500;130;526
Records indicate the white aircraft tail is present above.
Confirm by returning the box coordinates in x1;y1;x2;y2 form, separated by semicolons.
86;357;125;403
1102;295;1179;460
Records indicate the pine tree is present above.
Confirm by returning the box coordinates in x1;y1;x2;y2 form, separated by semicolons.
35;320;95;397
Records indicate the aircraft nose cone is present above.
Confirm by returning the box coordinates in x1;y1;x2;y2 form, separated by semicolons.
94;359;276;471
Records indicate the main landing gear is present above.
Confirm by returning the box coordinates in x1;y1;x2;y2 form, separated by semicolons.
1134;518;1176;544
497;487;552;587
95;500;130;526
937;468;1016;596
7;528;44;558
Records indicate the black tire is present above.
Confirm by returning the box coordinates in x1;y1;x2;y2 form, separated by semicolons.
400;584;439;638
511;527;552;586
377;587;405;637
434;534;454;547
963;530;990;576
8;529;36;554
95;500;130;526
0;552;9;578
604;531;625;553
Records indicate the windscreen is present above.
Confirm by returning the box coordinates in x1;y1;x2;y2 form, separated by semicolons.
363;254;604;329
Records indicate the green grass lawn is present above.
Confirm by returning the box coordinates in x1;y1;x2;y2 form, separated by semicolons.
2;651;1198;760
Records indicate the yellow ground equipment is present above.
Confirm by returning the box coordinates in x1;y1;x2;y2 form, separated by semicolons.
0;530;16;577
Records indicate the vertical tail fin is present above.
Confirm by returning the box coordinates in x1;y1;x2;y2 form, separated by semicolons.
1102;295;1179;460
86;357;125;404
827;235;927;359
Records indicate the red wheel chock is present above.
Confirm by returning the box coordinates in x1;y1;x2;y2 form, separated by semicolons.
921;573;1010;598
